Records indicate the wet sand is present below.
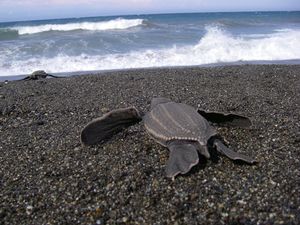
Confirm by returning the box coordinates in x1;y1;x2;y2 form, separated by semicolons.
0;64;299;224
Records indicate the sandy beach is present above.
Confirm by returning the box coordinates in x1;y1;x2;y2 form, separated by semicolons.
0;64;299;224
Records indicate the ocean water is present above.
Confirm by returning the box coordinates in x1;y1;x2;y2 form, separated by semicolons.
0;11;300;78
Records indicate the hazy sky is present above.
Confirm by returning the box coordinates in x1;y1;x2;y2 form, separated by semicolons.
0;0;299;22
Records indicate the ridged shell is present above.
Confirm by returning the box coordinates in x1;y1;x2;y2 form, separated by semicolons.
144;102;217;146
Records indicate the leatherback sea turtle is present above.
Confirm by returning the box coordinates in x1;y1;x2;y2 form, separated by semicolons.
22;70;63;80
81;98;256;178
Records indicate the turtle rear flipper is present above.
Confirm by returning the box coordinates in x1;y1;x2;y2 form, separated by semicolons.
81;107;142;146
213;139;256;164
165;141;199;178
198;109;251;128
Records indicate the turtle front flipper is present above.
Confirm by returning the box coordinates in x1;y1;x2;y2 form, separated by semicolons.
213;139;257;164
197;109;252;128
165;141;199;178
48;74;64;78
81;107;142;146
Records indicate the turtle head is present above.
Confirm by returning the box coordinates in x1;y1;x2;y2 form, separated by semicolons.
151;97;172;109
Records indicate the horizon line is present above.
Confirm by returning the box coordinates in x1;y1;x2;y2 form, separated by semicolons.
1;9;299;23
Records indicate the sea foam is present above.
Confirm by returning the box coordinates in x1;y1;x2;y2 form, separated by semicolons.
11;18;144;35
1;26;300;76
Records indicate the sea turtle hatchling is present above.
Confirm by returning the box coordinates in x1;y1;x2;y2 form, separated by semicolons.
81;97;256;178
22;70;63;80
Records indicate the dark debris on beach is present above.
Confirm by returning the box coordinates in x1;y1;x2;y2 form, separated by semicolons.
0;65;299;224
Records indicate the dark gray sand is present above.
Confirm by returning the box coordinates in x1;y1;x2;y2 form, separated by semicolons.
0;65;299;224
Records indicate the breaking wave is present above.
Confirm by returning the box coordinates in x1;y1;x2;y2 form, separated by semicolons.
1;26;300;76
8;18;145;35
0;29;19;40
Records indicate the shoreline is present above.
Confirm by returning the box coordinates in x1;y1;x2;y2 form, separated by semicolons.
0;64;299;224
1;59;300;81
